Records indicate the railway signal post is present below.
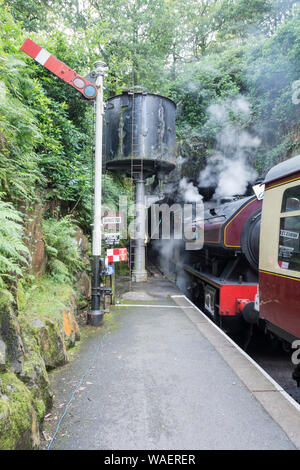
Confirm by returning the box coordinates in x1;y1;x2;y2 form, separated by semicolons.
20;38;108;326
89;60;108;327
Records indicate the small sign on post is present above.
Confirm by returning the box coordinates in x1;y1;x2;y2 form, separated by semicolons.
106;265;114;276
106;248;127;263
103;216;122;225
102;210;123;247
104;233;120;246
252;183;265;201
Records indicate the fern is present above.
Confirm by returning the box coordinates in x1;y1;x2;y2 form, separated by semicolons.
43;216;83;283
0;200;29;300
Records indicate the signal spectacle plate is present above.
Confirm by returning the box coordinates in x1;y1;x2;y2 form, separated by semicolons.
73;77;85;89
84;84;97;98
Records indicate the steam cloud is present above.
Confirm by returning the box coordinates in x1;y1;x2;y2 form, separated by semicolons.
198;97;259;198
179;177;203;203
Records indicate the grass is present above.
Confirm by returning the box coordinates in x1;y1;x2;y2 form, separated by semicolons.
19;276;76;322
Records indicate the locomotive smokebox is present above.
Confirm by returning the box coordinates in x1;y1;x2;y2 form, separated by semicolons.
241;209;261;270
104;89;176;177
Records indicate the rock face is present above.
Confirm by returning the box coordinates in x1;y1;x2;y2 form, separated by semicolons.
75;228;91;299
0;372;41;450
76;271;91;299
23;203;47;278
0;298;81;450
76;228;89;254
35;319;68;369
62;310;80;348
0;302;24;374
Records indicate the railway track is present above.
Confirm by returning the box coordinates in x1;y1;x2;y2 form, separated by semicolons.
194;294;300;404
243;330;300;404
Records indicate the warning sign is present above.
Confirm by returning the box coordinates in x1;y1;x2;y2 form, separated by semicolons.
106;248;127;263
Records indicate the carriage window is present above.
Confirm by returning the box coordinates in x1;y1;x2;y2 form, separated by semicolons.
278;216;300;271
281;186;300;212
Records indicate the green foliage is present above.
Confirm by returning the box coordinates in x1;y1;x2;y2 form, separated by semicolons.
244;10;300;171
42;216;83;283
165;46;244;168
82;0;176;95
160;2;300;175
3;0;53;31
0;200;29;301
0;5;44;200
0;7;96;228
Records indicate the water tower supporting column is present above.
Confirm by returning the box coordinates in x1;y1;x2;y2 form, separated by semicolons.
132;177;147;282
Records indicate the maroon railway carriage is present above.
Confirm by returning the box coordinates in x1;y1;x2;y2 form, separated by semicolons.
259;155;300;343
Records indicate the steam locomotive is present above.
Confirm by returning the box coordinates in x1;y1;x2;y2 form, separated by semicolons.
150;154;300;374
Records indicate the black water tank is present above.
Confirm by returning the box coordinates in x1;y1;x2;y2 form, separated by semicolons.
103;90;176;177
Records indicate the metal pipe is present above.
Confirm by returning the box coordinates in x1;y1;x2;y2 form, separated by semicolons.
89;60;107;326
132;178;147;282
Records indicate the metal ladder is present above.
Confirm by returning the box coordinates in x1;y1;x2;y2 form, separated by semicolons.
129;89;144;280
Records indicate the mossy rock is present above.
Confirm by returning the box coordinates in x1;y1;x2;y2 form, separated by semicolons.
0;278;83;449
0;372;41;450
29;318;68;370
76;298;89;310
61;310;80;349
19;320;52;409
0;302;24;374
44;319;68;368
16;280;26;312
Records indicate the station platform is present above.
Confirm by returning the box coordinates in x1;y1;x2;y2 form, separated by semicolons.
48;278;300;450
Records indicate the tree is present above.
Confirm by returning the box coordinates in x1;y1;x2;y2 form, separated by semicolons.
3;0;54;31
82;0;176;94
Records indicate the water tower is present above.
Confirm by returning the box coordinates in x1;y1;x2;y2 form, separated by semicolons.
104;88;176;282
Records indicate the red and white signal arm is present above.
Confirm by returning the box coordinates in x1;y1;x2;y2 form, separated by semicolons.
106;248;127;263
20;38;97;99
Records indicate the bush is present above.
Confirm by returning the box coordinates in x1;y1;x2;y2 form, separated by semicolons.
42;216;83;283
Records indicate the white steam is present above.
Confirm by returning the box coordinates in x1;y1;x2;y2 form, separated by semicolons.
179;177;203;203
199;97;259;198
